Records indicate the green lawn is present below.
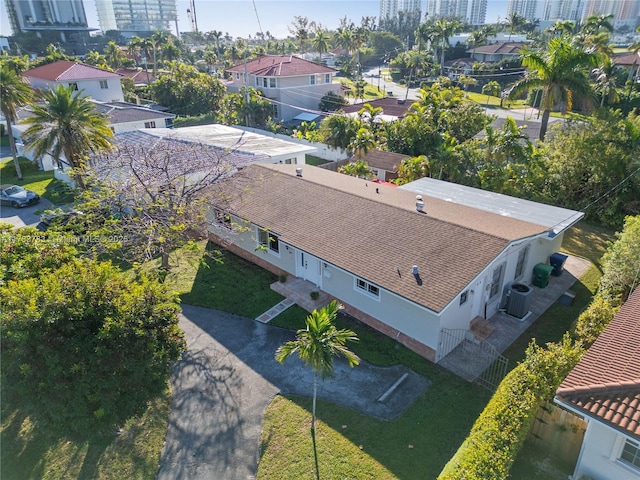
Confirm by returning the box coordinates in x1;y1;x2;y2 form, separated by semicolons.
305;154;329;166
0;158;75;205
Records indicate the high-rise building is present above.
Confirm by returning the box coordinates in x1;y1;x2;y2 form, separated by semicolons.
581;0;640;30
5;0;90;44
541;0;585;22
94;0;178;38
380;0;422;21
426;0;488;25
506;0;543;20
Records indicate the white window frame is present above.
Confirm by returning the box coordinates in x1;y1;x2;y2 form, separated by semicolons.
269;77;276;88
489;262;505;299
325;73;330;83
144;121;156;128
258;228;280;255
619;438;640;473
213;208;232;229
460;290;469;305
355;277;380;300
515;244;530;280
99;80;109;89
310;75;316;85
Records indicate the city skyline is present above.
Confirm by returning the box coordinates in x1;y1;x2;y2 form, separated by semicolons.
1;0;511;41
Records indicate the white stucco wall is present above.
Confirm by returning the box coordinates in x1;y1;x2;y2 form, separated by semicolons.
573;421;640;480
26;77;124;103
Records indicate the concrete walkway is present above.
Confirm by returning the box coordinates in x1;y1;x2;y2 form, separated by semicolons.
157;305;431;480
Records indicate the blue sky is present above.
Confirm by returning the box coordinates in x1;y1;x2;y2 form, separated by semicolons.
1;0;509;40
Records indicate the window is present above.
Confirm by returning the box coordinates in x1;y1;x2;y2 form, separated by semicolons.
213;209;232;228
165;118;174;128
261;77;267;88
144;121;156;128
355;277;379;298
69;83;78;91
325;73;331;83
269;78;276;88
99;80;109;89
310;75;316;85
514;244;530;280
489;263;505;299
258;228;279;254
272;104;278;118
620;439;640;471
460;290;468;305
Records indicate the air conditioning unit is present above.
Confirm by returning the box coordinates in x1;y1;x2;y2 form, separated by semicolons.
506;283;532;319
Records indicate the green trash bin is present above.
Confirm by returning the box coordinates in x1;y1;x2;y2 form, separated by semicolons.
533;263;554;288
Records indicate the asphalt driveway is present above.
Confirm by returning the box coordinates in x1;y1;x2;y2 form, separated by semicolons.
157;304;431;480
0;197;52;228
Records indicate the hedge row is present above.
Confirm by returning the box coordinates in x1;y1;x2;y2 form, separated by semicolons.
438;335;583;480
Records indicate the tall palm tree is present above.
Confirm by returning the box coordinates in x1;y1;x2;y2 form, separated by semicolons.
592;56;619;107
506;12;527;41
431;19;462;76
103;41;126;69
508;38;597;140
275;300;359;480
21;85;113;189
0;66;35;180
482;80;502;109
312;29;330;61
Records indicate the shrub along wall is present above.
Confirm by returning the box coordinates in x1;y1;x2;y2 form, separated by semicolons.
438;335;583;480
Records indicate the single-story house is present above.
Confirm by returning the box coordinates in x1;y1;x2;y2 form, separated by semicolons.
343;150;407;182
612;52;640;82
56;125;316;185
207;163;583;362
340;97;414;122
9;100;175;171
467;42;527;63
555;287;640;480
115;67;156;86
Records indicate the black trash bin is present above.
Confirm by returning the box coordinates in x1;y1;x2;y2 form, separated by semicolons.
549;253;568;277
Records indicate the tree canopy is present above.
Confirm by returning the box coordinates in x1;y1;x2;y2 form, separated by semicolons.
0;230;185;432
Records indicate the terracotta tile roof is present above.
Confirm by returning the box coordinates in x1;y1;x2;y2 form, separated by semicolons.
227;55;336;76
347;150;408;173
467;42;528;55
613;52;640;67
115;67;156;84
556;288;640;439
210;164;549;313
340;97;413;118
23;61;122;81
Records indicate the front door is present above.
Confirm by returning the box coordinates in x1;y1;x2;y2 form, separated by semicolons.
298;251;321;286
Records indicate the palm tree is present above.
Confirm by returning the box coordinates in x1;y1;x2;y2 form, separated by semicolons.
592;56;619;107
275;300;359;480
506;12;527;41
103;41;126;69
431;19;462;76
21;85;113;189
508;38;598;140
482;80;502;108
0;66;35;180
547;20;575;37
581;14;614;36
312;29;330;61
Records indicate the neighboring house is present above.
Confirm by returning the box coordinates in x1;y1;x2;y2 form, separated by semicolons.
207;164;583;362
115;67;156;86
340;97;414;122
345;150;407;182
10;101;175;171
555;287;640;480
23;61;124;102
225;55;340;122
141;124;316;165
612;52;640;83
467;42;527;63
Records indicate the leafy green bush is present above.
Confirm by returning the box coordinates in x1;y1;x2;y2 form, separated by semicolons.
439;335;582;480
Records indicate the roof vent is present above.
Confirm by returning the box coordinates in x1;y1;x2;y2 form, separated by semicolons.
412;265;419;275
296;167;303;177
416;195;425;213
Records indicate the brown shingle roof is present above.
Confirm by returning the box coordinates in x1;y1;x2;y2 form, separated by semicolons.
347;150;408;173
115;67;156;84
613;52;640;67
467;42;528;55
227;55;336;76
340;97;414;118
211;164;548;313
23;61;122;81
556;288;640;439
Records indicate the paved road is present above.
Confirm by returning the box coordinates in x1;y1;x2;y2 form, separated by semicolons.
157;305;431;480
0;196;52;228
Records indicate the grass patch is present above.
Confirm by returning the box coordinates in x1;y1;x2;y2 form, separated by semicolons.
0;158;75;205
1;380;171;480
178;245;285;318
561;221;614;271
305;154;329;166
337;78;384;100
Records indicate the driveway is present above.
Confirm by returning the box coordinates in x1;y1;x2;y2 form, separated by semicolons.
157;304;431;480
0;197;52;228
